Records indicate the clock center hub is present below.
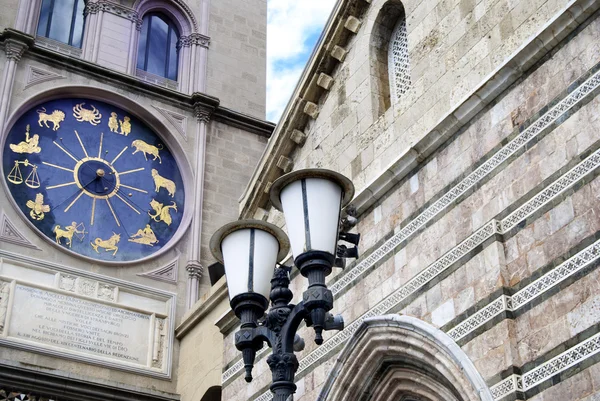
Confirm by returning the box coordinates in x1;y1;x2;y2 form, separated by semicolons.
74;158;120;198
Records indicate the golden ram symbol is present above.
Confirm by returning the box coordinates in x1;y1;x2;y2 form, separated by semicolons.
151;169;176;198
132;139;163;163
37;107;65;131
73;103;102;125
91;232;121;256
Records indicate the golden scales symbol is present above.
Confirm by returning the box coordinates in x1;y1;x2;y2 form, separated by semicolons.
7;159;41;188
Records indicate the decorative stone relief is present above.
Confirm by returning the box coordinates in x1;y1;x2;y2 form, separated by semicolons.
137;257;179;284
152;106;188;140
0;213;40;250
78;279;97;297
152;318;167;369
58;274;77;292
98;283;116;302
0;281;11;334
24;65;65;90
490;333;600;399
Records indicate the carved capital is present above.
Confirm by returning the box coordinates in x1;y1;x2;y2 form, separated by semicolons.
98;0;139;22
186;261;203;279
194;105;213;123
4;39;28;61
190;33;211;48
136;18;144;31
84;3;101;16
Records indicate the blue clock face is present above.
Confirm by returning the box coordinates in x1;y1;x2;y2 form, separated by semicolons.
2;98;185;263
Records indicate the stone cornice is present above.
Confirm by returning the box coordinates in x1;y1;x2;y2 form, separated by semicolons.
0;29;274;138
238;0;600;219
0;361;180;401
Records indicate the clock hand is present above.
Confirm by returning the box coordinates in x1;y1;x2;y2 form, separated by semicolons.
52;175;99;210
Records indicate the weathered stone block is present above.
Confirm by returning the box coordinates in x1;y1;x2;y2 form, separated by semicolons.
344;16;362;34
290;129;308;146
277;155;293;173
330;45;347;62
304;101;320;119
317;73;334;90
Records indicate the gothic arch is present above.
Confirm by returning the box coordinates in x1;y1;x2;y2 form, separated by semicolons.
134;0;198;35
369;0;409;117
317;315;493;401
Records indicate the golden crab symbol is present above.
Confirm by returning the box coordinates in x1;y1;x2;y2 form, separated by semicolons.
73;103;102;126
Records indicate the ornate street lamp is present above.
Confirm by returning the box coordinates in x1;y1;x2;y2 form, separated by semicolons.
210;169;357;401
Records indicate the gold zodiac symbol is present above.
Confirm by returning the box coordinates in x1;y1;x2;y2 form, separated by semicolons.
129;224;158;246
119;116;131;136
108;112;119;133
10;125;41;154
148;199;177;225
54;222;86;248
26;193;50;221
7;159;40;188
73;103;102;125
151;169;176;197
91;232;120;256
37;107;65;131
132;140;163;163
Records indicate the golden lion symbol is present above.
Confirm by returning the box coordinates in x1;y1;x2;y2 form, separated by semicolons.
37;108;65;131
151;169;176;197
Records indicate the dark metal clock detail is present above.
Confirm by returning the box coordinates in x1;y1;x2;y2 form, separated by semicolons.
2;98;185;263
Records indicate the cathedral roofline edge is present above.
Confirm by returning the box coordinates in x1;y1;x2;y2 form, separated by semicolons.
237;0;600;220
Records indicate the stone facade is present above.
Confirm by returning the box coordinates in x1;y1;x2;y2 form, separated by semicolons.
187;0;600;400
0;0;270;400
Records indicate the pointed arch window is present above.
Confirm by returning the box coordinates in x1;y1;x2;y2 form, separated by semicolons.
37;0;86;48
388;17;411;102
137;13;180;81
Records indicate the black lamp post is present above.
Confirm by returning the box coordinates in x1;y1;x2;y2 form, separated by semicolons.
210;169;357;401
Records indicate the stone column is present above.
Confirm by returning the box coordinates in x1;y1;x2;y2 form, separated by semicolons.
190;34;210;93
82;3;100;60
185;105;212;309
127;16;143;74
0;40;28;133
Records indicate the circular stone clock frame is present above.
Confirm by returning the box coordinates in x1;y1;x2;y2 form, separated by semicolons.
1;91;193;266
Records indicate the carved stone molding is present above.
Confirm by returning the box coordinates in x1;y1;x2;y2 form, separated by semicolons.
0;213;40;250
153;105;188;139
137;257;179;284
24;65;65;90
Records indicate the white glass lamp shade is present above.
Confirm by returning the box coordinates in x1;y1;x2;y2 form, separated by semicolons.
270;169;354;261
210;221;290;301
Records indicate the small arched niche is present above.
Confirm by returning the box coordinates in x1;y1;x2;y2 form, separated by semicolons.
318;315;493;401
370;0;410;117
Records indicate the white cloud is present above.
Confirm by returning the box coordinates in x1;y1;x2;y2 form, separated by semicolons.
266;0;336;122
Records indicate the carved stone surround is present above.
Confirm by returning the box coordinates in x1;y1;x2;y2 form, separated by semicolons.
0;249;176;378
222;57;600;387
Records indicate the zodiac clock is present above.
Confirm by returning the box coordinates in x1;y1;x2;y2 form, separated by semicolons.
2;98;185;263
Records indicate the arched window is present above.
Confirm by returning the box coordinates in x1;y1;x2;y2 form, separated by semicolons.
388;17;411;102
36;0;86;48
137;13;180;81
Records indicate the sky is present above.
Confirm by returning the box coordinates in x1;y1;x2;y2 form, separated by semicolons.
266;0;337;123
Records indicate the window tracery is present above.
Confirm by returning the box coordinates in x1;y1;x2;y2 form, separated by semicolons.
388;17;411;102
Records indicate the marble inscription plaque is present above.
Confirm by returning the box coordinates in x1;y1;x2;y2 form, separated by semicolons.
8;285;151;366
